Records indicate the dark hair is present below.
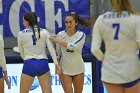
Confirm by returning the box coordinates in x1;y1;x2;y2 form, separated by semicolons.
110;0;136;14
66;12;91;29
23;12;40;41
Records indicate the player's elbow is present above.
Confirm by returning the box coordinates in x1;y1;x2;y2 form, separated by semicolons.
91;48;103;61
91;47;97;55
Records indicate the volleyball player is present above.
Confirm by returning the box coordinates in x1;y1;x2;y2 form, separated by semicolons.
91;0;140;93
50;12;91;93
17;12;61;93
0;34;11;93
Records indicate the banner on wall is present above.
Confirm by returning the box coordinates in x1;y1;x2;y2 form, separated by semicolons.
0;0;90;37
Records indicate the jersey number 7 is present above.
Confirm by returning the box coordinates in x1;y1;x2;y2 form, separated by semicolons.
112;23;120;40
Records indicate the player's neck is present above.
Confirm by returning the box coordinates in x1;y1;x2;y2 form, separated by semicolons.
25;26;31;29
66;30;76;37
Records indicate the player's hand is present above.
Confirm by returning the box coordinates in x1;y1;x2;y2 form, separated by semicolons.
50;37;60;43
55;64;62;75
4;76;11;89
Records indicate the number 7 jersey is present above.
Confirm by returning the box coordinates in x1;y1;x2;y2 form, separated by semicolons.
91;11;140;83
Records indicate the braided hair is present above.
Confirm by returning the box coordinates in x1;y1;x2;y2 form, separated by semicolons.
23;12;41;43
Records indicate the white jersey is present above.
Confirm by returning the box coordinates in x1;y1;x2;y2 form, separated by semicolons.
17;28;58;65
56;30;85;75
91;11;140;83
0;34;7;71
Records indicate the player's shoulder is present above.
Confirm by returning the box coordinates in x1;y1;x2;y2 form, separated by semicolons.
40;28;51;38
128;14;140;24
75;31;85;39
76;30;85;35
131;14;140;18
40;28;47;33
40;28;46;31
39;28;50;35
18;29;25;36
57;30;66;36
95;12;108;22
58;30;65;34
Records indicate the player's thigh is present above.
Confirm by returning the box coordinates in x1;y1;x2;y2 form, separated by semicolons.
0;78;4;93
72;73;84;93
20;73;34;93
59;74;73;93
125;82;140;93
103;82;124;93
38;71;52;93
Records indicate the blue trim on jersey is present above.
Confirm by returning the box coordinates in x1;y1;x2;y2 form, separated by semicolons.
0;67;3;79
121;78;140;88
74;32;84;44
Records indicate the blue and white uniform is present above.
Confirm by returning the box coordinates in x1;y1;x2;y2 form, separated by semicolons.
56;30;85;76
17;28;58;77
91;11;140;84
0;34;7;78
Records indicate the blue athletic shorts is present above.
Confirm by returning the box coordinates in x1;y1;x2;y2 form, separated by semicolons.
22;59;50;77
0;67;3;79
121;78;140;88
